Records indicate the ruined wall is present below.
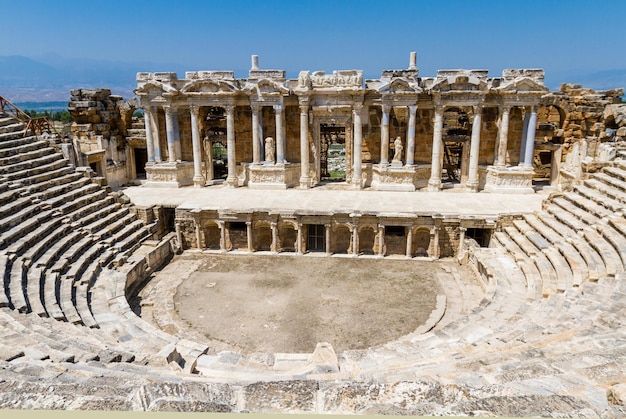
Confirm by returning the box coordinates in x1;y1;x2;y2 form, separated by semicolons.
68;88;136;188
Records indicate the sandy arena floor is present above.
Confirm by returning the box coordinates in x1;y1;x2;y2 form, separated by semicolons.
135;253;482;354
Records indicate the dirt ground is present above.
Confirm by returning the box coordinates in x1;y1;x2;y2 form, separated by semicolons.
135;253;479;354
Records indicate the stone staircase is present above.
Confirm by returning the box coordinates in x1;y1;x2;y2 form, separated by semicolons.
0;111;178;363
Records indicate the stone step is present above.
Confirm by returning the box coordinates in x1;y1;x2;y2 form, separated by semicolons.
5;215;58;256
51;236;95;271
17;165;77;188
545;204;586;233
75;283;98;328
0;254;10;308
562;191;613;219
0;195;32;219
0;121;24;134
56;188;108;216
573;184;624;213
34;176;91;201
537;213;605;281
5;157;68;182
603;165;626;183
595;222;626;268
45;183;101;209
8;260;28;312
0;146;55;167
58;276;82;325
0;150;62;175
583;229;622;276
0;201;42;235
42;271;65;321
551;197;599;226
21;222;72;263
25;266;47;317
63;195;116;223
0;128;29;143
0;139;49;159
594;171;626;195
35;230;85;270
0;188;19;207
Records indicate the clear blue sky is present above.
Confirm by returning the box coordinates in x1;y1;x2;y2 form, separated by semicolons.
2;0;625;80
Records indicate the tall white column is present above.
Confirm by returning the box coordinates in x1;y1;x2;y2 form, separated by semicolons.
325;224;331;254
143;107;155;163
458;226;467;256
352;103;363;189
297;223;303;254
246;221;253;252
225;105;238;187
378;225;385;257
218;221;226;252
519;107;530;166
428;106;444;191
406;227;413;258
496;106;510;166
164;105;177;163
251;105;262;164
274;104;285;164
352;225;359;256
172;109;181;161
467;105;483;191
406;105;417;165
524;106;538;168
271;222;278;253
150;108;162;162
380;104;391;164
190;105;205;187
299;103;311;188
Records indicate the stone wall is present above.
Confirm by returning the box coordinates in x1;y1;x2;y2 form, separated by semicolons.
68;88;137;188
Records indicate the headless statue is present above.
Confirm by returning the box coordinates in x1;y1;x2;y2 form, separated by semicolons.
265;137;275;163
392;136;403;164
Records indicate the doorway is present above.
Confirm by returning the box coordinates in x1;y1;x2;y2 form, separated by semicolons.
134;147;147;178
307;224;325;252
320;124;346;182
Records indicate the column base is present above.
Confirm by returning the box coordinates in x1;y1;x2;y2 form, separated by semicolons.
193;175;206;187
465;181;479;192
484;165;535;194
299;176;312;189
226;176;239;188
144;161;195;187
427;178;441;192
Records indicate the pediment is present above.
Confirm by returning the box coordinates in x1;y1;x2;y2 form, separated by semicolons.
181;80;237;94
496;77;548;93
429;75;487;92
134;81;178;95
378;79;421;94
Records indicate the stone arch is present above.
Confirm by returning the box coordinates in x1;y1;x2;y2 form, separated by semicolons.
254;220;272;251
203;220;221;250
278;221;297;252
358;225;377;255
333;224;352;254
412;227;431;257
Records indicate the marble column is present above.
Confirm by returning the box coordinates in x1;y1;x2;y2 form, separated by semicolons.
352;103;363;189
225;105;238;186
164;105;177;163
148;107;162;162
524;106;538;168
143;107;155;163
325;224;331;254
299;104;311;188
378;225;385;257
352;225;359;256
274;104;285;164
195;221;202;249
380;104;391;164
190;105;205;187
428;106;444;191
271;222;278;253
175;222;183;250
496;106;511;166
405;227;413;258
458;227;467;256
251;105;262;164
172;109;181;161
246;221;253;252
431;226;440;259
218;221;226;252
519;107;530;166
297;223;303;254
406;105;417;165
467;105;483;191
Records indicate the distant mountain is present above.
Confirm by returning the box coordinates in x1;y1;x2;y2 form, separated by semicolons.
1;54;624;103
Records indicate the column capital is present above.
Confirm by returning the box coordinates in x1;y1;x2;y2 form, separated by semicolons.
224;104;235;115
408;104;418;112
299;104;309;114
381;103;391;113
189;104;200;116
250;103;262;112
473;104;484;114
273;103;283;112
459;226;467;232
353;102;363;112
246;221;252;226
434;104;444;115
499;104;512;113
163;104;173;115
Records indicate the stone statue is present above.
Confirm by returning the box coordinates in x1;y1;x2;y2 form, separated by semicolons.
392;137;403;164
265;137;275;163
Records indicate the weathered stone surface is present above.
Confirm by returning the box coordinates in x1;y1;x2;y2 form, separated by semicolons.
244;380;318;413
